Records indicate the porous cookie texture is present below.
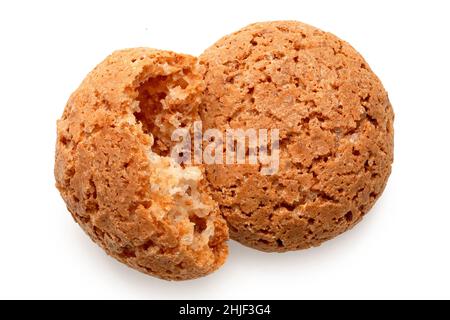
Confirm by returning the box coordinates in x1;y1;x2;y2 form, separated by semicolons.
200;21;394;252
55;48;228;280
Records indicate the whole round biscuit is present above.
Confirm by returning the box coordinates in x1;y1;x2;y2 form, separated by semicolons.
200;21;394;252
55;48;228;280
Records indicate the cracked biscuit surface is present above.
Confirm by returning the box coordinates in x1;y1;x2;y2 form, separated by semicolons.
200;21;394;252
55;48;228;280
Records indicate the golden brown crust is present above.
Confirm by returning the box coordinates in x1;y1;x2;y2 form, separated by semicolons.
55;48;228;280
200;21;394;252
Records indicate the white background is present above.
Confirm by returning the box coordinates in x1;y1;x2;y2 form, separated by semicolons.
0;0;449;300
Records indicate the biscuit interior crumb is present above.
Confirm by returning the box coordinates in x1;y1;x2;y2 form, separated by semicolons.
133;65;216;251
135;71;194;156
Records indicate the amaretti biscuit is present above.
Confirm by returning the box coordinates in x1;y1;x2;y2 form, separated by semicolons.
55;48;228;280
200;21;394;252
56;21;394;279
